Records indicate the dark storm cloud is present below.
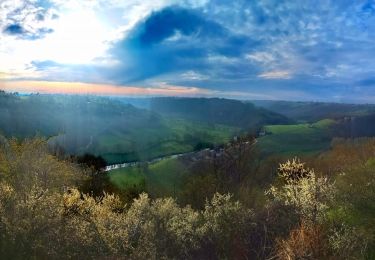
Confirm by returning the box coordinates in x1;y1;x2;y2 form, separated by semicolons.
3;24;25;35
108;6;260;83
3;23;53;40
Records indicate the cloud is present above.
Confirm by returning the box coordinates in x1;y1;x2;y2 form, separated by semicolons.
103;1;375;91
125;7;222;46
258;71;292;80
3;24;25;35
3;23;53;40
0;0;56;40
108;5;259;83
1;0;375;103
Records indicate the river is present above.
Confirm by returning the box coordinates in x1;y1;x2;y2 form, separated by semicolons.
104;139;257;172
103;150;198;172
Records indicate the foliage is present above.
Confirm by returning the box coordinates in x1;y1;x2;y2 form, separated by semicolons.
268;155;371;259
268;159;336;224
0;137;87;258
275;224;329;259
328;224;368;259
1;135;374;259
0;137;256;259
277;157;311;182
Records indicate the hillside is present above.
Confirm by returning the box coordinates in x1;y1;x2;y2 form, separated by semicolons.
257;119;336;156
120;97;292;129
333;114;375;138
251;100;375;122
0;92;239;164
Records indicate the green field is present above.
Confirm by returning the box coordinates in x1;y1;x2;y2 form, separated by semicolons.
97;118;239;164
108;157;189;197
109;119;338;193
106;119;239;194
257;119;336;156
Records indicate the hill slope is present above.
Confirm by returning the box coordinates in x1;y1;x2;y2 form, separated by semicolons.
251;100;375;122
0;92;238;164
147;97;292;129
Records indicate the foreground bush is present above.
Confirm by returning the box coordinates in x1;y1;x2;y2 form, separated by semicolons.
268;158;370;259
0;137;256;258
0;137;373;259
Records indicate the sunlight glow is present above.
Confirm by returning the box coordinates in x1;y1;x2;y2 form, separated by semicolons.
0;8;112;79
38;10;110;64
0;81;212;96
0;80;276;100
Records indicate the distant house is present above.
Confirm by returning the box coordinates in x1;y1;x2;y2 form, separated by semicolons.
258;129;266;136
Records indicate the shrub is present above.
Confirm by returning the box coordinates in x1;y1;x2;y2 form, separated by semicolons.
267;159;335;225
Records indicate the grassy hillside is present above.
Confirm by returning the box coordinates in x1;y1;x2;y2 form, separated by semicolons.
91;118;238;164
0;92;238;164
109;157;189;197
251;100;375;122
108;116;375;199
138;97;292;129
257;119;336;156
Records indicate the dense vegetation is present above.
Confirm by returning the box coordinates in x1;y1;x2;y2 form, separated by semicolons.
0;136;373;259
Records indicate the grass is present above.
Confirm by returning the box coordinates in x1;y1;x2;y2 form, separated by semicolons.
257;119;336;156
109;166;144;188
97;118;239;164
108;157;189;197
109;119;337;195
106;119;239;195
146;157;189;196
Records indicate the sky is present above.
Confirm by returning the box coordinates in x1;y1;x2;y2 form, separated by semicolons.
0;0;375;103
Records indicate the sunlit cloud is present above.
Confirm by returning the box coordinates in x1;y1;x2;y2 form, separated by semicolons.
258;71;292;80
0;80;278;100
0;80;213;97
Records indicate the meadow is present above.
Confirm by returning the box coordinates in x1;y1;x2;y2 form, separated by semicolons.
107;119;338;194
108;157;189;197
257;119;336;156
95;118;239;164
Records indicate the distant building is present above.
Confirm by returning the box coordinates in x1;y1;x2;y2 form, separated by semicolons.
258;129;266;136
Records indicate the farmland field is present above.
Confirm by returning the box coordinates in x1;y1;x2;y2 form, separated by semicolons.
257;119;336;156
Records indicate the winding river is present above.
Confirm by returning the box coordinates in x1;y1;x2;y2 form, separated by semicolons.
103;150;197;172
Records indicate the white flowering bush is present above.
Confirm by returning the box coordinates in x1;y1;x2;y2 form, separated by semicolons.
267;159;336;224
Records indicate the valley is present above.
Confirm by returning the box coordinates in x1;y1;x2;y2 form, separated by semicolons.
1;91;374;258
